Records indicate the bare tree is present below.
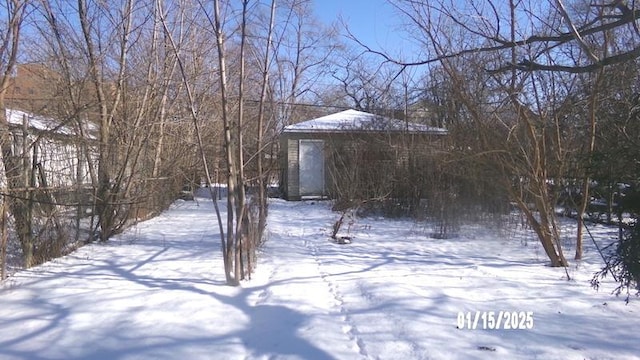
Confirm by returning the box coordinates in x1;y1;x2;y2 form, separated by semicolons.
357;0;640;270
211;0;240;285
331;55;395;113
254;0;276;247
356;1;640;74
34;0;196;245
369;0;597;267
0;0;29;267
272;0;338;125
0;0;348;280
77;0;135;241
156;0;234;283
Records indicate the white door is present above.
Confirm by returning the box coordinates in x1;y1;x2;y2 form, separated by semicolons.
299;139;325;196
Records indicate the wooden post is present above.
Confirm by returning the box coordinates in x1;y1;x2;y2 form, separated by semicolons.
75;141;83;243
0;196;6;280
21;114;33;266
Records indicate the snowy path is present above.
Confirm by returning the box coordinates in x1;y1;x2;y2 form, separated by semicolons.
1;196;639;360
243;201;366;360
0;199;249;359
260;200;640;360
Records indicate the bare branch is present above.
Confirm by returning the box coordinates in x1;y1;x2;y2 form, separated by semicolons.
492;44;640;73
368;1;640;73
554;0;600;63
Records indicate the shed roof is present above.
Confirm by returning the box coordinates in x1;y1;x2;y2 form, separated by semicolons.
6;108;98;138
283;109;447;135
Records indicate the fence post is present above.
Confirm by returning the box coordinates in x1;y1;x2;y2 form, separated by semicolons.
0;196;6;280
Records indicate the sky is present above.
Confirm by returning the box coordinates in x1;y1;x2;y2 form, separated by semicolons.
313;0;418;59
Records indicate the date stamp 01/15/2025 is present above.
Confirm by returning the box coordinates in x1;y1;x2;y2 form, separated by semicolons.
456;311;534;330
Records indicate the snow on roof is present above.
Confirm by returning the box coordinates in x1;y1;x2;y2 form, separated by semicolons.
5;108;97;137
283;109;447;134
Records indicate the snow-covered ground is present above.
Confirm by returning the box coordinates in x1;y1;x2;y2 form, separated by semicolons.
0;194;638;360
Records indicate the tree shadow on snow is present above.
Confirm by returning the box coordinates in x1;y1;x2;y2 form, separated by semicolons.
240;304;335;360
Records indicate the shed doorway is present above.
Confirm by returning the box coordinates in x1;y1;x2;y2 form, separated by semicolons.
298;139;325;197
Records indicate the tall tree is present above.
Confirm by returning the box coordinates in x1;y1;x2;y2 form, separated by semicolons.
254;0;276;247
367;0;640;267
272;0;337;125
36;0;195;242
0;0;28;267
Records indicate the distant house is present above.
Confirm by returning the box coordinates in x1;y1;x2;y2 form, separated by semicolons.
279;109;447;201
5;108;97;190
5;63;61;114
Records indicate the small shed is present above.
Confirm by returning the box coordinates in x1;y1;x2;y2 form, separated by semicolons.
5;108;98;188
279;109;447;201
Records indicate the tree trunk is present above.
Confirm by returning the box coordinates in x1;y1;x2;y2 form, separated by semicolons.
575;70;602;260
158;0;234;285
1;198;7;280
79;0;112;242
519;201;568;267
575;178;589;259
233;0;249;282
0;1;28;266
213;0;238;285
256;0;277;244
